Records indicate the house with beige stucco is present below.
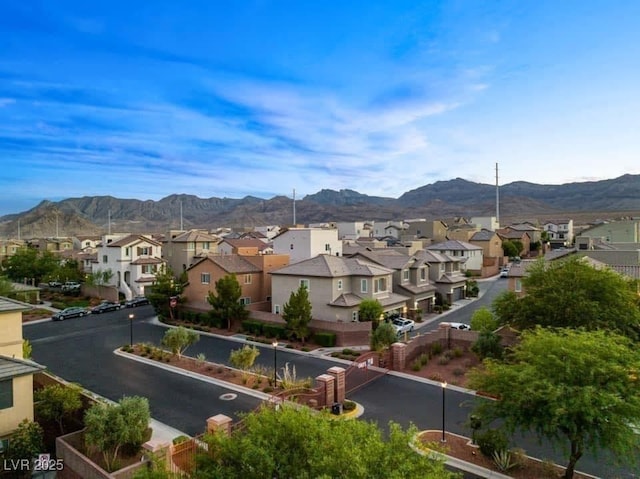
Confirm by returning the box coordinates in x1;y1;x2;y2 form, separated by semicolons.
0;297;46;439
272;228;342;264
426;240;484;273
162;229;221;274
418;250;468;304
270;255;410;322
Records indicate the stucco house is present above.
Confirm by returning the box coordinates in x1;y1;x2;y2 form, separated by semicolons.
218;238;272;256
0;297;46;439
183;253;289;312
272;228;342;264
426;240;484;272
270;255;409;322
417;250;468;304
93;234;165;300
543;219;574;248
576;219;640;244
497;229;531;257
402;220;448;243
347;249;437;314
162;229;221;274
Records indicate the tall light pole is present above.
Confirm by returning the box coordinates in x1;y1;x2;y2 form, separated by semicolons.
272;341;278;386
129;313;135;347
441;381;447;442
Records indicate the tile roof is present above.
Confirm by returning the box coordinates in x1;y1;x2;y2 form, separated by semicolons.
427;239;483;251
209;255;263;274
170;230;219;243
352;250;413;270
0;297;30;313
0;355;46;380
107;235;162;247
329;293;363;307
130;257;165;265
222;238;270;250
271;254;394;277
470;229;497;241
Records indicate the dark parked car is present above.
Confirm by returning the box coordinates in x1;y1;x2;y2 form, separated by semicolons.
52;307;89;321
124;297;150;308
91;301;122;314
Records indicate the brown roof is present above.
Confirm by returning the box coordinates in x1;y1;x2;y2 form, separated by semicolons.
130;257;165;265
191;255;262;274
107;234;162;247
271;255;394;278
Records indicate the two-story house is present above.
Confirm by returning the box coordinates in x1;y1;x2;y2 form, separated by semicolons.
218;238;272;256
470;229;506;273
497;229;531;257
183;253;289;312
576;219;640;244
0;240;26;265
272;228;342;264
270;255;409;322
162;229;221;274
417;250;468;304
93;234;164;299
0;297;45;438
347;249;437;314
336;222;372;241
426;240;484;273
543;219;574;249
402;220;448;243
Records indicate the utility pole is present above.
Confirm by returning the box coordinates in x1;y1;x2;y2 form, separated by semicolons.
495;163;500;228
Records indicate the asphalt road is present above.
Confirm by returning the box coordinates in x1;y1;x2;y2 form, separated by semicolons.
24;291;636;478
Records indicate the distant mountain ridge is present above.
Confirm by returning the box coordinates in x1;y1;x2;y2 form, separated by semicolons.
1;175;639;238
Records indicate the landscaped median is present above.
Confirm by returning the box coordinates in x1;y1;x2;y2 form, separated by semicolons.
414;431;598;479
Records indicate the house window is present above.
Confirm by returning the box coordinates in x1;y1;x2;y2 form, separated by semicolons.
360;279;368;293
274;304;281;314
138;246;152;255
515;279;522;293
290;244;294;250
374;277;386;293
420;268;427;281
300;279;310;290
188;242;195;251
337;279;343;290
402;269;409;281
201;273;210;284
125;247;130;257
0;379;13;409
244;274;252;284
142;265;156;274
102;255;108;264
239;297;251;306
352;311;358;321
325;243;331;251
202;241;210;250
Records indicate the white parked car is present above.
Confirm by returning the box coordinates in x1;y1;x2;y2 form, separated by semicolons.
445;322;471;331
391;317;415;335
500;267;509;278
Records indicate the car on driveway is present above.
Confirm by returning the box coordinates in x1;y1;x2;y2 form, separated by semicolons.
91;301;122;314
500;267;509;278
52;307;89;321
391;317;415;335
124;297;150;308
61;281;82;292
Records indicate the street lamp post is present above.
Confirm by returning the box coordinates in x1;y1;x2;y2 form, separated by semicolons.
441;381;447;442
272;341;278;386
129;313;134;347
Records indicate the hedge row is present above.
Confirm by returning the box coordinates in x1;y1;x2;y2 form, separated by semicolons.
241;320;337;346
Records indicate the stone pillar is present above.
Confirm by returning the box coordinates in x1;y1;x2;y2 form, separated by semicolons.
316;374;335;407
391;342;406;371
327;366;346;403
143;439;170;470
207;414;233;435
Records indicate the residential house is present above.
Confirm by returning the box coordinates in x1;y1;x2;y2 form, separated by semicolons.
184;254;289;312
73;235;102;251
93;234;164;299
402;220;448;243
470;229;506;273
218;238;272;256
372;220;404;238
0;297;46;438
347;249;437;314
162;229;221;274
471;216;500;231
426;240;484;273
336;222;372;241
272;228;342;264
576;219;640;244
505;223;542;247
0;239;25;264
497;229;531;258
270;255;409;322
28;237;74;253
253;225;282;241
543;219;574;248
417;250;468;304
447;223;480;242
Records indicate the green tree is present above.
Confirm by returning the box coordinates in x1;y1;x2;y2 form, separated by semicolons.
148;265;184;320
229;345;260;371
359;298;384;327
501;240;519;258
471;331;504;360
4;247;59;284
3;420;44;478
496;257;640;339
22;339;32;359
162;326;199;358
56;258;82;283
470;307;498;332
35;383;83;434
469;328;640;479
206;274;249;330
84;396;150;472
85;268;114;299
0;275;14;296
197;404;455;479
282;284;312;344
370;321;397;352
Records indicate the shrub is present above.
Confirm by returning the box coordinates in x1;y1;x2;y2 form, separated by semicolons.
472;331;504;360
418;353;429;366
301;347;310;352
313;332;337;347
342;400;356;411
172;435;190;445
342;348;356;356
428;373;444;382
242;320;264;336
510;447;527;468
452;346;463;358
263;386;274;394
263;323;287;339
477;429;509;458
431;342;443;355
196;353;206;367
437;356;450;366
453;367;465;377
411;361;422;371
121;344;133;353
492;449;516;472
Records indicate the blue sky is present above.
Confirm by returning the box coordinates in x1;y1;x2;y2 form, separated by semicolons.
1;1;640;216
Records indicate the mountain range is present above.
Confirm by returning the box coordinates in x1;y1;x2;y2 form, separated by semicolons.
1;175;639;239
